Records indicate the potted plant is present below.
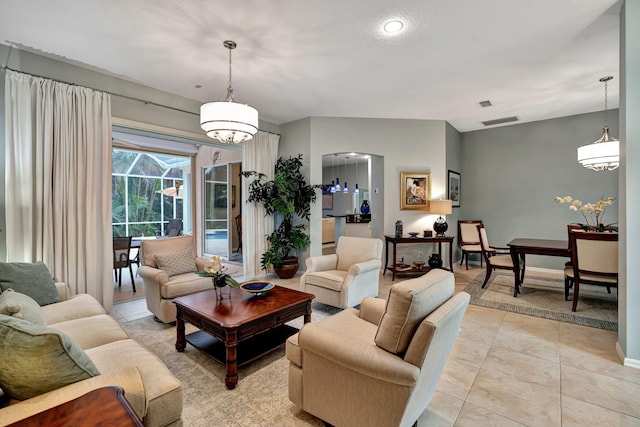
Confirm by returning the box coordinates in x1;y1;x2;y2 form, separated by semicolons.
242;154;321;278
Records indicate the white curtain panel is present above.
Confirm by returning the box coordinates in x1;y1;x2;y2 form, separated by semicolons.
241;131;279;279
4;70;114;309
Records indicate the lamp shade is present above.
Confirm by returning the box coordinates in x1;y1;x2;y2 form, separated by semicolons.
200;101;259;144
577;138;619;171
430;200;453;215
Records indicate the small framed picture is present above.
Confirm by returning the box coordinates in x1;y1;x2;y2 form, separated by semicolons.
400;172;431;210
448;170;461;208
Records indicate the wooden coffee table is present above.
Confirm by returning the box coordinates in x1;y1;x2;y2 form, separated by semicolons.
8;386;143;427
173;285;314;389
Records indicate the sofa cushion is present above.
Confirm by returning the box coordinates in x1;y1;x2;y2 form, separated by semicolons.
0;261;60;306
155;249;197;277
0;314;100;400
303;270;347;291
0;288;46;325
160;274;213;299
375;270;454;355
42;294;106;325
49;314;130;350
87;339;183;425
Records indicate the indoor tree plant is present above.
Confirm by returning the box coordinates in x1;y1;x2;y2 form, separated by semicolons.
242;154;320;278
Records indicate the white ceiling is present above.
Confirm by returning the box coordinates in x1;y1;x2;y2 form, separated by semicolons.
0;0;622;133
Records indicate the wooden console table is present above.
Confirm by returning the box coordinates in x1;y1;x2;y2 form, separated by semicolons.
384;235;455;281
8;386;143;427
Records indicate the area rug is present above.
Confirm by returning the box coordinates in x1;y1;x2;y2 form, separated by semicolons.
463;271;618;331
122;303;340;427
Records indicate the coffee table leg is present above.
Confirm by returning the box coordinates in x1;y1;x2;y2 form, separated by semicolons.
175;309;186;352
225;330;238;390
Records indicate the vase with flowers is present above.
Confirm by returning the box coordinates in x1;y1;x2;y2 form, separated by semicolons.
196;255;240;299
553;195;618;232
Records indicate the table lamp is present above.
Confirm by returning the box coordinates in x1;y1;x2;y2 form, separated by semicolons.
430;200;453;236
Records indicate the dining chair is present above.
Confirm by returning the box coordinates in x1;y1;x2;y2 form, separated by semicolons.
567;230;618;312
458;220;484;269
234;214;242;253
477;224;524;289
563;224;586;301
113;236;136;292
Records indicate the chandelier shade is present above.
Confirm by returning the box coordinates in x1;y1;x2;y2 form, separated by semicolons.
577;128;619;171
200;40;258;144
577;76;620;171
200;101;258;144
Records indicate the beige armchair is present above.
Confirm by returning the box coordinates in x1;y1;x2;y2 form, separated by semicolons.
137;235;212;323
300;236;383;308
287;269;470;427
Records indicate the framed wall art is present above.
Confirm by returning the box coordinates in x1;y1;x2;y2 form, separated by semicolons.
400;172;431;210
448;170;461;207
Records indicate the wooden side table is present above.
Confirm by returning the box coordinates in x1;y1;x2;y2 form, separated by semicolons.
7;386;143;427
384;234;455;280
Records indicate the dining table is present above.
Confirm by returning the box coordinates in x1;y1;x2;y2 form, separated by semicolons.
507;238;570;297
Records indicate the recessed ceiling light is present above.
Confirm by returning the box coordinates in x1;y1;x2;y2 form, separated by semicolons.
383;20;404;34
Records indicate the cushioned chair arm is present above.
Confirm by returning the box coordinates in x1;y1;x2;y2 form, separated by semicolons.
137;266;169;285
305;254;338;272
299;323;419;386
348;259;382;275
0;367;146;424
359;297;386;325
54;282;71;301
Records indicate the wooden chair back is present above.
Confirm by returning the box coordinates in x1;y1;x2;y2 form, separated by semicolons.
113;236;133;269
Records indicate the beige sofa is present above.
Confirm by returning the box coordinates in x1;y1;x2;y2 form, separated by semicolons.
0;283;183;427
137;236;213;323
287;269;469;427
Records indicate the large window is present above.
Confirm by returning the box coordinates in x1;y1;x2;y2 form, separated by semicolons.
112;149;191;237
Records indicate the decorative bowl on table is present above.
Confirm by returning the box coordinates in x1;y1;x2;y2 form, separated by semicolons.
413;261;426;270
408;232;419;237
240;281;275;296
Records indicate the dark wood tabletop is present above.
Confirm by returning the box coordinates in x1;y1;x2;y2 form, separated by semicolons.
7;386;143;427
507;238;570;296
173;285;314;389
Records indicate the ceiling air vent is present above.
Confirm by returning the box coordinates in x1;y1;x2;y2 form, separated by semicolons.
482;116;519;126
479;100;492;108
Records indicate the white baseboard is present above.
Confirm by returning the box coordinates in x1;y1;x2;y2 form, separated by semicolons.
616;342;640;369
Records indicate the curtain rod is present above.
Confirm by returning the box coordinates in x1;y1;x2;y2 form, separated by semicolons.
1;65;281;137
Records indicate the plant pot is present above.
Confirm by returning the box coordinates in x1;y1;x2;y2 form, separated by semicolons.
274;256;299;279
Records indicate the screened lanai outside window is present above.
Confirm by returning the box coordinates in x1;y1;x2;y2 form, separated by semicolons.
112;149;191;237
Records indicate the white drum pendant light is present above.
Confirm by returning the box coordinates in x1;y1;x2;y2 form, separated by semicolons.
200;40;258;144
577;76;619;171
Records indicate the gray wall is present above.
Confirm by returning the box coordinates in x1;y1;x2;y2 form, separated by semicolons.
619;0;640;364
301;117;447;266
461;111;619;270
446;122;463;262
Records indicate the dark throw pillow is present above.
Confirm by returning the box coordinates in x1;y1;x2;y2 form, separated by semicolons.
0;261;60;306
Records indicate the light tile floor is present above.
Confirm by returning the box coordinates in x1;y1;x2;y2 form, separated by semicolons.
111;265;640;426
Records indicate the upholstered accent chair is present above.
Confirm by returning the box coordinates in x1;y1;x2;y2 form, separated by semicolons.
300;236;383;308
565;230;618;312
477;224;524;288
286;269;470;427
458;220;484;269
137;236;212;323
